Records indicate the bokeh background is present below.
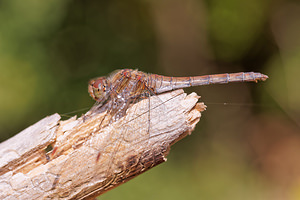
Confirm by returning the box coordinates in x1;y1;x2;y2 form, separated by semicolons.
1;0;300;199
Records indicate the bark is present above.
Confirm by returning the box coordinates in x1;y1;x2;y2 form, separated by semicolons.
0;89;206;200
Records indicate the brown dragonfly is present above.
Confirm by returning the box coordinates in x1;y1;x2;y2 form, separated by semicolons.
88;69;268;122
87;69;268;162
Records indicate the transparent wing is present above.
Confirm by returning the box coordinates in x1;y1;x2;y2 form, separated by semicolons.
91;79;169;179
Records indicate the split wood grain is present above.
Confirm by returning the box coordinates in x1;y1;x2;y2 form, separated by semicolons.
0;89;206;200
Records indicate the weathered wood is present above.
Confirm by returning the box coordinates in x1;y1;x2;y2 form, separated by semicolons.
0;89;206;200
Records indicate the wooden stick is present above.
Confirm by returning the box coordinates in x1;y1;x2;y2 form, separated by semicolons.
0;89;206;200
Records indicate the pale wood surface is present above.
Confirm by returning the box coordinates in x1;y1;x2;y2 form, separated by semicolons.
0;89;206;200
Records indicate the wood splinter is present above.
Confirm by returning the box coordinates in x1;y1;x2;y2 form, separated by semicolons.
0;89;206;200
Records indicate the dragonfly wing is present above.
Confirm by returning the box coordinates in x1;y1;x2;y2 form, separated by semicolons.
96;78;151;177
107;86;170;175
92;79;180;178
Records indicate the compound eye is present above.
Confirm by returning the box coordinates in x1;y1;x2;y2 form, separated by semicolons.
93;79;103;89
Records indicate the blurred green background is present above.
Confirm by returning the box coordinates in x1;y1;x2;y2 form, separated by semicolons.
1;0;300;199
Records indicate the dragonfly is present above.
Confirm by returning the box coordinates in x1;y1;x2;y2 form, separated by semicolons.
87;69;268;162
88;69;268;121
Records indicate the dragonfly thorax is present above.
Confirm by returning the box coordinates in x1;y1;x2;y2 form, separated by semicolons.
88;77;110;102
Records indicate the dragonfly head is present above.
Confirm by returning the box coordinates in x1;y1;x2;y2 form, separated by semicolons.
88;77;110;102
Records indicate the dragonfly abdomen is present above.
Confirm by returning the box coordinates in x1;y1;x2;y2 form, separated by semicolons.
150;72;268;94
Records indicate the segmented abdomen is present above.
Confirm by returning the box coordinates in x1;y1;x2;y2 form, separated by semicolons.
146;72;268;94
